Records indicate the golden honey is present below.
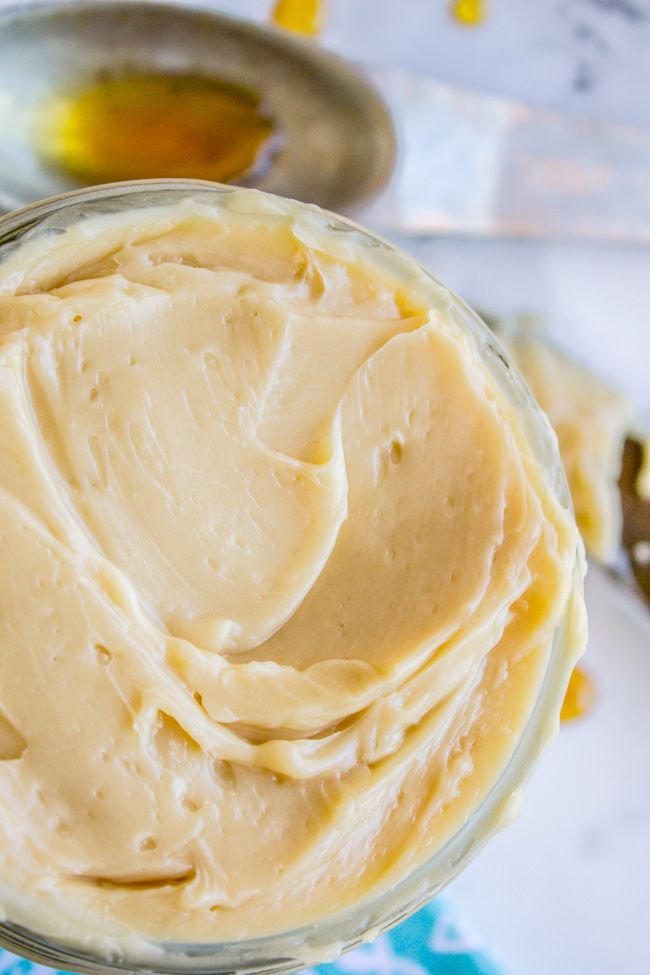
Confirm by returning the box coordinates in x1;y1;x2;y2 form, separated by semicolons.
271;0;323;35
451;0;486;26
34;72;276;187
561;666;597;722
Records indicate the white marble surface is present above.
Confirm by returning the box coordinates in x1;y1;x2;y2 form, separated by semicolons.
217;0;650;125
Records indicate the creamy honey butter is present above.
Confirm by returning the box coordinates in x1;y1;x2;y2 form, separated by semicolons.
0;187;585;960
503;331;634;564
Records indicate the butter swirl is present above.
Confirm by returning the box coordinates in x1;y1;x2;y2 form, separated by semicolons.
0;193;585;953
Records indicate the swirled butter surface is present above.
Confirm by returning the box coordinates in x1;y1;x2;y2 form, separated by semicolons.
503;330;634;564
0;192;585;956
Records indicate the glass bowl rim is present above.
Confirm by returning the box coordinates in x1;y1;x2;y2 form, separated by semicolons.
0;178;580;975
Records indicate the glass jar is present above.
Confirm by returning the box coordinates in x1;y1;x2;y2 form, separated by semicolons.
0;179;582;975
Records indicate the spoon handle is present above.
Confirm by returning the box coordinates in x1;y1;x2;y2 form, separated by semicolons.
361;67;650;242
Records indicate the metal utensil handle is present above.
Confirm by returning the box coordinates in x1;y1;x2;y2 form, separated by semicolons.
362;67;650;242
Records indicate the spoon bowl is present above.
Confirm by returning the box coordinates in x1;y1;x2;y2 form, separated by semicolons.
0;0;395;212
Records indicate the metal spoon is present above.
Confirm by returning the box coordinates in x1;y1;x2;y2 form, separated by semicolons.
0;0;396;213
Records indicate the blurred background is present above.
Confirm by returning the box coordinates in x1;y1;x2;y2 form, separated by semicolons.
0;2;648;974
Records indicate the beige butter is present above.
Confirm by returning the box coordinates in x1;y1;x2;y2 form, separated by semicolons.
0;192;585;954
503;332;634;563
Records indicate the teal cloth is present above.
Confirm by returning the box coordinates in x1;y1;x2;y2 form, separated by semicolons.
0;900;506;975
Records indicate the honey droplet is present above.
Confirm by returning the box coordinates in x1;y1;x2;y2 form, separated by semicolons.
450;0;486;26
561;665;597;723
34;72;277;187
272;0;324;36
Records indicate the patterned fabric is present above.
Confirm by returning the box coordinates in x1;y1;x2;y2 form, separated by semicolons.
0;900;506;975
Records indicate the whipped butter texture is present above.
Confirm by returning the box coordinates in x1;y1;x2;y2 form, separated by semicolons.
0;191;585;957
503;331;634;564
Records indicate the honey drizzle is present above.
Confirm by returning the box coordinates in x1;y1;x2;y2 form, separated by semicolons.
450;0;486;26
271;0;324;36
34;72;276;187
561;666;597;723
